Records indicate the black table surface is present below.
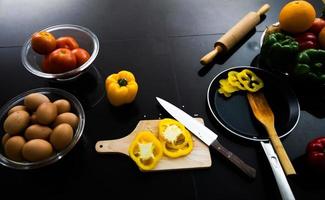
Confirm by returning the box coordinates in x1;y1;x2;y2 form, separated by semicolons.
0;0;324;199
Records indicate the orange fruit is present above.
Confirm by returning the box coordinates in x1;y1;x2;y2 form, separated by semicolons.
279;0;316;33
319;27;325;49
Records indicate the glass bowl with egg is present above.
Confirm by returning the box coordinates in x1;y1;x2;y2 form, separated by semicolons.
21;24;99;81
0;87;85;169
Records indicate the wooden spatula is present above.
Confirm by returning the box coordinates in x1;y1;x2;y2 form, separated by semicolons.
247;92;296;176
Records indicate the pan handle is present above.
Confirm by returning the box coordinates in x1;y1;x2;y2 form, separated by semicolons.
260;142;295;200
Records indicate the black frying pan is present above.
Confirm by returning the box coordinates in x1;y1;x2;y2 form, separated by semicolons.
207;66;300;199
207;66;300;141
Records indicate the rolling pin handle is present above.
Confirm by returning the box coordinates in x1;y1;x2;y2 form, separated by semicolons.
256;4;270;16
200;45;223;65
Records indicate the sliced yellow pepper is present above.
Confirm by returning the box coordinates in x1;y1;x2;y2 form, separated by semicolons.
218;68;264;97
219;79;239;93
161;132;193;158
158;118;193;158
227;71;245;90
236;69;264;92
217;88;231;97
158;118;187;149
217;79;238;97
105;70;138;106
128;131;163;171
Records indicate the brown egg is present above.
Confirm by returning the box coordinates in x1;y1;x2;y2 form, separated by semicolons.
24;124;52;140
4;136;26;161
4;110;30;135
2;133;10;146
35;102;57;125
50;123;73;151
30;113;38;124
22;139;53;162
53;99;71;114
8;105;27;116
53;112;79;129
24;93;50;111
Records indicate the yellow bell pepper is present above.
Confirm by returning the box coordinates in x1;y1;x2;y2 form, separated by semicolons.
128;131;163;171
158;118;193;158
105;70;138;106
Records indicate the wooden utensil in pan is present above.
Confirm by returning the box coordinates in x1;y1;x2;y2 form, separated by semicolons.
247;91;296;176
200;4;270;65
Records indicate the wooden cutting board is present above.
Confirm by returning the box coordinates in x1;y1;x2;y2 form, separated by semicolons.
95;118;212;171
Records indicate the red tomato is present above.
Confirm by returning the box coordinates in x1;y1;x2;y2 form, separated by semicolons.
294;32;318;51
41;55;52;73
308;18;325;35
48;48;77;73
72;48;91;66
56;36;79;50
31;31;56;55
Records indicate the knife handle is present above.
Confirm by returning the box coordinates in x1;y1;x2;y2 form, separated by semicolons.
211;139;256;179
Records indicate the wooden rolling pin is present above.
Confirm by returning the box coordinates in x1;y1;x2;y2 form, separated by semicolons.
200;4;270;65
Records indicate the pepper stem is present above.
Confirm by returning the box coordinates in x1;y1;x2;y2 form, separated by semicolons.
118;78;128;86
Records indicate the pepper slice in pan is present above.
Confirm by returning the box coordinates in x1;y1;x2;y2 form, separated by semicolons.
217;79;239;97
236;69;264;92
128;131;163;171
219;79;240;93
217;88;232;98
227;71;245;90
218;69;264;97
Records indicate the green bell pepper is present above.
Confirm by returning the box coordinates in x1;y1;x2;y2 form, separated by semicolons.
260;32;299;73
293;49;325;83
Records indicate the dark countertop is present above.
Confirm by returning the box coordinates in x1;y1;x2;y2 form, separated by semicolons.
0;0;324;199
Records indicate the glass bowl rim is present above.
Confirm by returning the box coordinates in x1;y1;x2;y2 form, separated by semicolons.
260;22;280;48
21;24;100;79
0;87;85;170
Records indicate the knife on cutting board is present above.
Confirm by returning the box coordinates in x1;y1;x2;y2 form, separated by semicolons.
156;97;256;179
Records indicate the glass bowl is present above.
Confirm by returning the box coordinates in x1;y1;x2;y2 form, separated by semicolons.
0;87;85;169
21;24;99;80
260;22;280;48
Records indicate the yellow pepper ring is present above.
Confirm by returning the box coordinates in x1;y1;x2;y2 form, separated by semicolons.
219;79;239;93
218;88;231;97
217;68;264;97
227;71;245;90
128;131;163;171
158;118;194;158
158;118;189;149
162;135;193;158
237;69;264;92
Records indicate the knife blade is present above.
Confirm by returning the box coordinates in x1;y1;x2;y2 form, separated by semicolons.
156;97;256;179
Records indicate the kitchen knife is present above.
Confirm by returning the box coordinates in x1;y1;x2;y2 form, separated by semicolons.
156;97;256;179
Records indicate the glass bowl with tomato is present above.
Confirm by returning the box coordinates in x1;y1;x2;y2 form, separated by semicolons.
21;24;99;80
0;87;85;169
